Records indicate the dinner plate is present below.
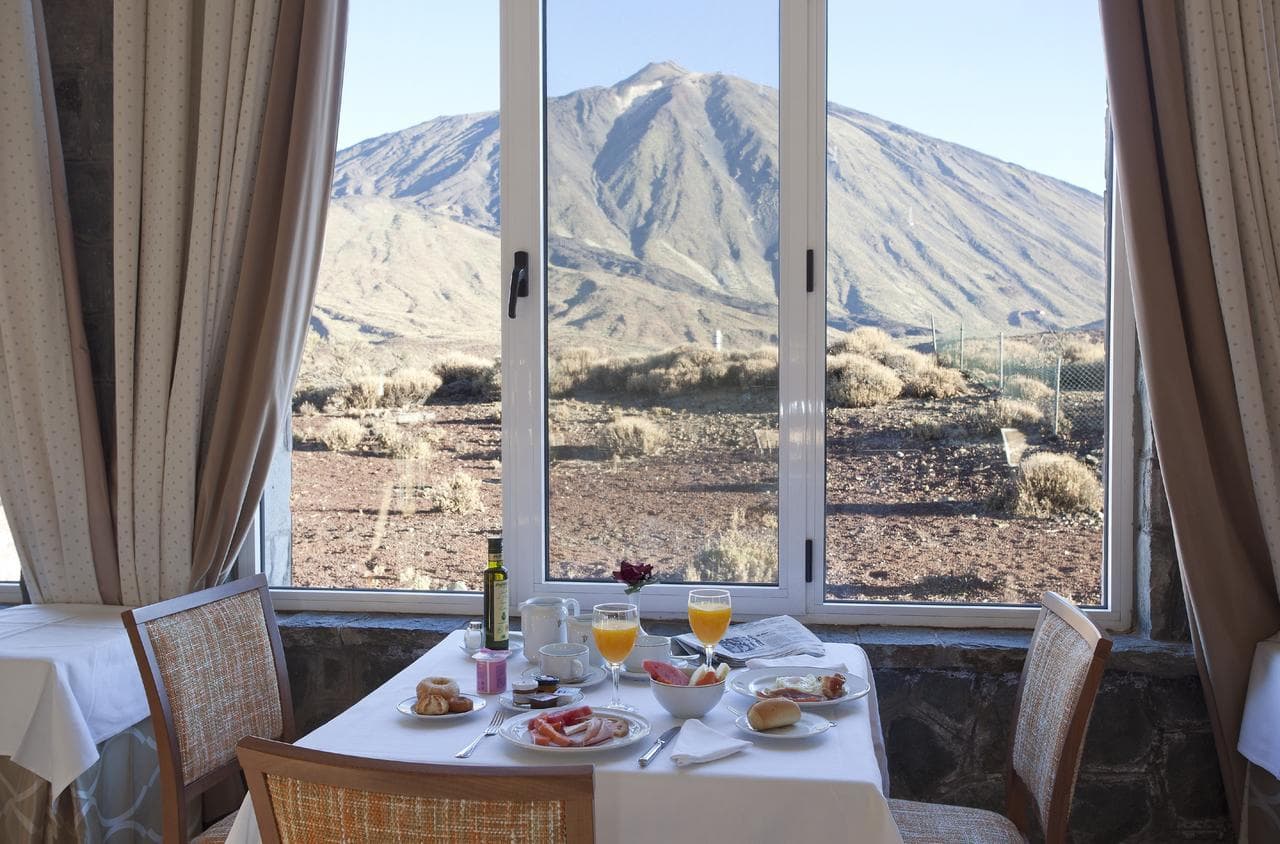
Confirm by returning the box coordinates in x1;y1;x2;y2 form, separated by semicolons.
459;631;523;657
498;707;652;754
396;694;486;721
521;664;608;689
498;687;585;711
728;667;872;708
734;711;834;740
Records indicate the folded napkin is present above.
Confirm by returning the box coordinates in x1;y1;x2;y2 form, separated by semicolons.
746;655;849;672
668;718;751;767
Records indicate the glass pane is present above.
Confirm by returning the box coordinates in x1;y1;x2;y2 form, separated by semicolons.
824;3;1108;605
283;1;500;592
545;0;780;585
0;501;19;582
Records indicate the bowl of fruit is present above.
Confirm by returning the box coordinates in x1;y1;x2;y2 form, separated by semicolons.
643;660;729;719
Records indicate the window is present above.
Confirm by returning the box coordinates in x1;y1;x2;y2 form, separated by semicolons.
0;499;21;601
267;0;1132;628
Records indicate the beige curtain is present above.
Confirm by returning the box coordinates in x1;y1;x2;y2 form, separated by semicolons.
113;0;346;603
0;0;118;605
1100;0;1280;835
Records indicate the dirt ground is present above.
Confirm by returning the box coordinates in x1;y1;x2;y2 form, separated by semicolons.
289;388;1103;605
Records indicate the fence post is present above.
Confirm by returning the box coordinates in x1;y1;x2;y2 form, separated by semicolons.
1053;352;1063;436
998;333;1005;389
959;320;965;370
930;313;938;362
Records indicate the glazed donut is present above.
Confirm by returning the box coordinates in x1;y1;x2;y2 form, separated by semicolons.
416;676;459;701
414;694;450;716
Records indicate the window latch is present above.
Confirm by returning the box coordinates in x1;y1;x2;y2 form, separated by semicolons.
507;250;529;319
805;248;814;293
804;539;814;583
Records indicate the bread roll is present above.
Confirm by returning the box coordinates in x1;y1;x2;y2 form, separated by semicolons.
747;698;802;731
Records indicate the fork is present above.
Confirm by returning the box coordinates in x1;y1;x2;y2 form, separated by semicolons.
455;709;506;758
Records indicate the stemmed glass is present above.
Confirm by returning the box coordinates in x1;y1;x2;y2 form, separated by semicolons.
687;588;732;668
592;603;640;713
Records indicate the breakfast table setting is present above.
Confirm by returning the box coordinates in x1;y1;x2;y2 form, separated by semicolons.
225;586;902;843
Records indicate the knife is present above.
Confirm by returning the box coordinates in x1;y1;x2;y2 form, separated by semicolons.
638;725;681;768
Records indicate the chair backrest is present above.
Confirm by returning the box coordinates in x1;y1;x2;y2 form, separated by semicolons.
123;574;295;843
237;737;595;844
1005;591;1112;843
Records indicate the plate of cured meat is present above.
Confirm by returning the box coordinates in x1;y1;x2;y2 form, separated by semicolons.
498;705;651;754
728;668;871;709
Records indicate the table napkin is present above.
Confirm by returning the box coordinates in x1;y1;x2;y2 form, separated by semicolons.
668;718;751;766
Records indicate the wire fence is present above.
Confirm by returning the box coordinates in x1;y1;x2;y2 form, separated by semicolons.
930;323;1106;441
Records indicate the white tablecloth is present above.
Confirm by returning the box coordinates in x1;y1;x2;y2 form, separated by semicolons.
228;630;901;843
0;604;148;794
1240;631;1280;778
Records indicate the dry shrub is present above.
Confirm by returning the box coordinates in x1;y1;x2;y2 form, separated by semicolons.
598;417;669;457
1062;336;1106;364
878;346;931;377
315;418;365;451
342;376;384;410
434;353;498;399
1001;338;1044;365
727;346;778;388
372;423;434;460
829;326;894;357
549;347;603;397
826;354;902;407
686;510;778;583
1003;374;1052;403
903;364;967;399
296;401;319;417
908;416;947;441
432;471;484;514
969;398;1044;434
1004;452;1102;516
382;368;443;407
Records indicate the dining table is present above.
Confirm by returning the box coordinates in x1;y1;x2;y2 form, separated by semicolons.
226;628;903;843
0;602;160;842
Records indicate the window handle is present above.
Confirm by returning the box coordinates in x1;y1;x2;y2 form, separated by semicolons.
507;251;529;319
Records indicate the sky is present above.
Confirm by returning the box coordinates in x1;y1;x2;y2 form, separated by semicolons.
338;1;1108;193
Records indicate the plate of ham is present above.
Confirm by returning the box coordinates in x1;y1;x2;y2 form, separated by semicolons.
728;667;871;708
499;705;651;754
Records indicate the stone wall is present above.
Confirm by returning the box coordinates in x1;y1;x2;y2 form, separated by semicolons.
43;0;115;454
279;614;1231;843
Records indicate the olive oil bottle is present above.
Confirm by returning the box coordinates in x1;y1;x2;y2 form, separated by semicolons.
483;537;509;650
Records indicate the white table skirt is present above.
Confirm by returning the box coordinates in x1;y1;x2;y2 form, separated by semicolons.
0;604;148;795
1240;630;1280;778
227;630;901;843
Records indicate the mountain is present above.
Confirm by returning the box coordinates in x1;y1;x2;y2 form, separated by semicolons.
315;61;1105;362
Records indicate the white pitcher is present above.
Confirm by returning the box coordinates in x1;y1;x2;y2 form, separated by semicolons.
517;596;580;660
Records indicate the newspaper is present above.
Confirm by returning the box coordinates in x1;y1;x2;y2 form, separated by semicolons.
673;615;826;667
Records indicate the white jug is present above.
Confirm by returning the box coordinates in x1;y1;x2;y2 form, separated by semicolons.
518;596;580;660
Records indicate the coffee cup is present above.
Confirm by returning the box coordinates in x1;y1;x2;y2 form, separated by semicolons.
624;634;672;672
539;642;589;682
566;613;604;666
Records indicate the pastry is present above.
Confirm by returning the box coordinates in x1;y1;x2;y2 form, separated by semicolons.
746;698;802;731
416;676;460;701
414;694;451;716
447;695;475;713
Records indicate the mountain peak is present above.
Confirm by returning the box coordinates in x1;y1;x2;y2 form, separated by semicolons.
618;60;690;87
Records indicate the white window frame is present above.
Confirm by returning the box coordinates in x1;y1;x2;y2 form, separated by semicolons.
267;0;1136;630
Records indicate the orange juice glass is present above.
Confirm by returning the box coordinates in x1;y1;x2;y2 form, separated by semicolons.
688;589;732;668
592;603;639;712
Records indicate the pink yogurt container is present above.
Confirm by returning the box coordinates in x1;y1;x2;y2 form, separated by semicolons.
473;649;510;695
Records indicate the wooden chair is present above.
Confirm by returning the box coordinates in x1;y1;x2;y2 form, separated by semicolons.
889;591;1112;844
236;737;595;843
123;574;296;843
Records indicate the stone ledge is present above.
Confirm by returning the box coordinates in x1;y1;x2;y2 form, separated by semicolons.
278;612;1196;677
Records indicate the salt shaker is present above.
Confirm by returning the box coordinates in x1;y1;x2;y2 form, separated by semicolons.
464;620;484;652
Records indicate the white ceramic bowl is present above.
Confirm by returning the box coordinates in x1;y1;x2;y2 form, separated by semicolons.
650;675;725;719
